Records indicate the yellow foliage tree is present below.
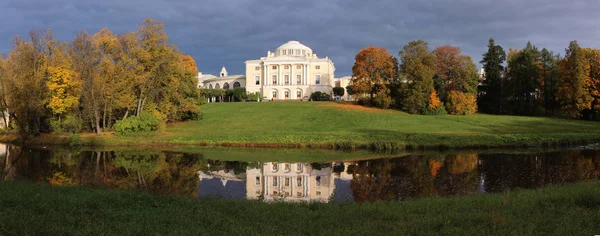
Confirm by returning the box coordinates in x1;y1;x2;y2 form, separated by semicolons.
446;90;478;115
46;67;82;118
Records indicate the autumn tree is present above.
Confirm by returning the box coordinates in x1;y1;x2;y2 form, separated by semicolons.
3;31;50;136
398;40;436;114
350;46;396;108
583;48;600;120
557;41;592;118
71;31;102;134
479;38;506;114
432;45;479;103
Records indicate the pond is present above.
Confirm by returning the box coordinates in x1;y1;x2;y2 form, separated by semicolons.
1;144;599;203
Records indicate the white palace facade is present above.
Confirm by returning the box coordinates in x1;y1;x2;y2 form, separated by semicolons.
199;40;337;100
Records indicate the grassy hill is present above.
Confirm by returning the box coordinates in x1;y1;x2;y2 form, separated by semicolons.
6;101;600;150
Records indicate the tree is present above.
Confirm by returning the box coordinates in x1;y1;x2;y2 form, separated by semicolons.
350;47;395;106
432;45;479;103
46;67;81;118
540;49;561;116
446;90;478;115
71;31;102;134
505;42;541;115
583;48;600;120
333;87;345;97
428;90;441;109
399;40;436;114
557;41;592;118
479;38;506;114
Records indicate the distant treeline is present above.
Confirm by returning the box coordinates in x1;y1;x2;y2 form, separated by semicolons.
349;39;600;120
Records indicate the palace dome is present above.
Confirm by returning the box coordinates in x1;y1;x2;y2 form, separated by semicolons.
275;41;312;57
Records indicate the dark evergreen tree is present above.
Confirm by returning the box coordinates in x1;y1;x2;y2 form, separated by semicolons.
479;38;506;114
540;48;561;116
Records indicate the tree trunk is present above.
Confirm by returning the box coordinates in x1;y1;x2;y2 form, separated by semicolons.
122;110;129;120
94;110;101;135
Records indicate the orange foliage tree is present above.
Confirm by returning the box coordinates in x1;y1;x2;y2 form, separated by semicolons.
350;47;396;108
428;90;441;109
557;41;592;118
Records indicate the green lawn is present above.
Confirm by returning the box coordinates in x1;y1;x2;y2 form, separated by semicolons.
162;102;600;150
1;180;599;235
8;101;600;150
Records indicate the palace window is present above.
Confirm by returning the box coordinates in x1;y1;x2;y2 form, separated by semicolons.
272;91;277;98
285;163;290;171
272;75;277;85
285;91;290;98
285;192;290;196
272;65;277;70
285;177;290;187
296;49;301;55
284;65;289;69
316;176;322;186
297;177;302;187
296;65;302;69
289;49;293;55
315;65;320;69
296;91;302;99
316;191;321;196
255;176;260;185
273;177;278;186
255;66;260;71
272;162;278;171
255;76;260;85
297;192;303;197
282;50;287;55
296;75;302;84
315;75;321;85
284;75;290;85
273;191;278;195
297;163;303;171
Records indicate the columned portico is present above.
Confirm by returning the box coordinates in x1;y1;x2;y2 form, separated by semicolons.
244;41;335;100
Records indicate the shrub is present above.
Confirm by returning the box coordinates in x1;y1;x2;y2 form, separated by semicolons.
245;92;261;101
113;112;159;136
49;115;83;134
372;94;392;109
333;87;345;97
357;96;371;106
310;91;330;101
446;91;478;115
423;106;448;115
68;134;83;147
233;87;246;101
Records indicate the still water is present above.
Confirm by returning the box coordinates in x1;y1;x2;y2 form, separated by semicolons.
1;144;599;203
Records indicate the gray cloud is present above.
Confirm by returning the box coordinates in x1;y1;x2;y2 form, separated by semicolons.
0;0;598;76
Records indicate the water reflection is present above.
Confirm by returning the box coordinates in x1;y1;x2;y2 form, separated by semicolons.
1;144;599;203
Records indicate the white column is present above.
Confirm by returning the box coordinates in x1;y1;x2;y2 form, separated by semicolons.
264;64;268;86
278;64;282;86
290;64;294;85
306;64;310;85
303;64;307;85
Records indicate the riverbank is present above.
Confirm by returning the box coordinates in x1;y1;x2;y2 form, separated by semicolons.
2;102;600;151
1;180;598;235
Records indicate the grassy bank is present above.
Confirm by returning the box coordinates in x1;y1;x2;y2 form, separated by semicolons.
1;180;599;235
3;102;600;151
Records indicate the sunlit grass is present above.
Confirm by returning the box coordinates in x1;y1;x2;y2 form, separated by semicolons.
6;101;600;150
1;180;598;235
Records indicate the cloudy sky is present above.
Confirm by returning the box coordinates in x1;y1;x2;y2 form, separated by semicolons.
1;0;598;76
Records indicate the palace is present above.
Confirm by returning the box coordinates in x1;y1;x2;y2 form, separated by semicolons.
199;40;338;100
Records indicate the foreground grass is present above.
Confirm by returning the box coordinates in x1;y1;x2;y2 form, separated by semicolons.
5;102;600;151
1;181;599;235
